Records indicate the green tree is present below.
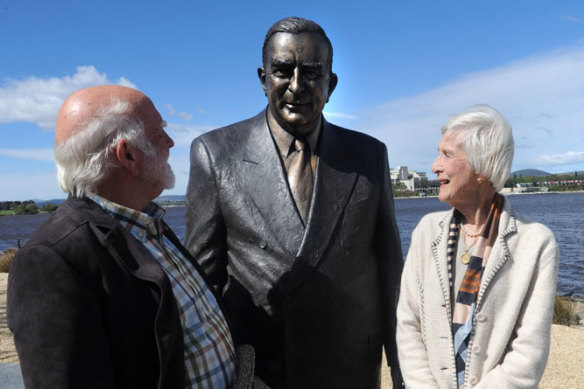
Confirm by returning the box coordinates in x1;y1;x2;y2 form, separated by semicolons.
15;201;38;215
393;181;406;191
40;203;59;213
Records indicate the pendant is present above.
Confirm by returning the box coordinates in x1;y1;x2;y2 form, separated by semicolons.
461;253;471;265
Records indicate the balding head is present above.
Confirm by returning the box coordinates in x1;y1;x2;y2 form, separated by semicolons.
55;85;153;145
54;85;174;208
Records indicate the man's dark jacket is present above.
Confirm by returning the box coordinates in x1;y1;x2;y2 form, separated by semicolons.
7;197;207;388
185;110;404;388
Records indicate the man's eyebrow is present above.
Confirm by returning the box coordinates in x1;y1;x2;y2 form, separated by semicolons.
271;58;293;67
300;61;323;69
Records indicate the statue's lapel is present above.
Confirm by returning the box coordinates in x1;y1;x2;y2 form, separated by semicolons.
239;112;305;256
297;120;357;266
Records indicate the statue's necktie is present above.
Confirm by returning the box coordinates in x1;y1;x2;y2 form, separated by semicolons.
288;138;313;224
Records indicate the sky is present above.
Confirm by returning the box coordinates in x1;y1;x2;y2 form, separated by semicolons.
1;0;584;201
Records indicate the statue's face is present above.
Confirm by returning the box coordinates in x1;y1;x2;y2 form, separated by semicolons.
259;32;337;137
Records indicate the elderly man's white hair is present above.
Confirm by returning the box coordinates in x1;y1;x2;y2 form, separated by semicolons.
55;99;156;198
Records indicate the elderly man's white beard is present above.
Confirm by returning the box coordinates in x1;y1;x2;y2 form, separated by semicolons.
146;152;175;190
160;162;176;190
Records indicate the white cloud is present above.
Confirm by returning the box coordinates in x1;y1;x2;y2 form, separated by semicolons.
323;111;358;120
165;121;215;147
536;151;584;165
358;45;584;174
0;66;138;129
117;77;137;88
0;148;54;161
562;15;584;24
167;104;193;121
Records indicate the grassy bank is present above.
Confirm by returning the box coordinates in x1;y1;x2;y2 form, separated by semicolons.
0;249;17;273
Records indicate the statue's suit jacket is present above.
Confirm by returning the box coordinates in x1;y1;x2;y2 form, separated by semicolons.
185;109;403;388
7;197;195;388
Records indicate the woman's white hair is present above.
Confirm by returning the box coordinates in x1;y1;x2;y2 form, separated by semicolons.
441;104;514;191
55;99;156;198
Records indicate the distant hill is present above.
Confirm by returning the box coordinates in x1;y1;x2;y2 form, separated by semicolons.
35;199;66;206
511;169;550;178
511;169;584;178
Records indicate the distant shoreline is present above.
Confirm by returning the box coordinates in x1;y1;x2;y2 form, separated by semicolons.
394;189;584;200
2;189;584;209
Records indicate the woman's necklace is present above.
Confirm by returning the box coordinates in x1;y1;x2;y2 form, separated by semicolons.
460;230;477;265
460;222;483;238
459;219;484;264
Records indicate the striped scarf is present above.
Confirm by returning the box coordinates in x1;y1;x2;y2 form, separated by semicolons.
447;194;504;386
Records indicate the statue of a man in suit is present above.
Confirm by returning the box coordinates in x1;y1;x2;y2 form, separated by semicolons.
185;17;403;388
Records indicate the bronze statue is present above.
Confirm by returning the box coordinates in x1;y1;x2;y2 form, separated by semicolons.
185;17;403;388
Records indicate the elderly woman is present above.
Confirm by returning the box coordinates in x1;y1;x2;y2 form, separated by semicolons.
396;105;559;388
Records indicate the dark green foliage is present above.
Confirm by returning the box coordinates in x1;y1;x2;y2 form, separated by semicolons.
40;203;59;213
14;201;38;215
0;201;26;211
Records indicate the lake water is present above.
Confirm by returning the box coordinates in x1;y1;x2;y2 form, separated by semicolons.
1;193;582;297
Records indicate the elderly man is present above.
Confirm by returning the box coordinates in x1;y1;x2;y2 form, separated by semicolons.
7;85;244;388
185;17;403;388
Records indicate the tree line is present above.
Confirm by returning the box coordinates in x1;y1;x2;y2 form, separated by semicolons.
505;171;583;192
0;201;59;215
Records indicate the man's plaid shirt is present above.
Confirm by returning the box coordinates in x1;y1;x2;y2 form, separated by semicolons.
90;194;236;388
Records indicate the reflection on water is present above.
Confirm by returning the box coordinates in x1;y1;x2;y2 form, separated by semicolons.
1;193;583;297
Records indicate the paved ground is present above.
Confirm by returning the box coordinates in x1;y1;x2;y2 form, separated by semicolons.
0;363;23;388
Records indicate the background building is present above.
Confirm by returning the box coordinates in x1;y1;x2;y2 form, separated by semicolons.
390;166;428;191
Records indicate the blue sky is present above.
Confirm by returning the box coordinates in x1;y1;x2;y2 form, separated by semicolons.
1;0;583;201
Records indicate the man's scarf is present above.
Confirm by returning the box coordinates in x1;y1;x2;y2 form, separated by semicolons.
447;194;504;386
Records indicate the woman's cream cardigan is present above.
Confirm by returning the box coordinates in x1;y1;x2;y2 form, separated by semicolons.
397;197;559;388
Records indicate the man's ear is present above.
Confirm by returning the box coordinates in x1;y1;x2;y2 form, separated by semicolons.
258;67;267;96
326;72;338;103
114;140;140;177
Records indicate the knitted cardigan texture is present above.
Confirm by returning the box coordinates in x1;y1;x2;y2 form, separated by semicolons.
396;197;559;388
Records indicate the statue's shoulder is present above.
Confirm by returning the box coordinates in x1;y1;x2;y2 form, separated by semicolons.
326;121;385;151
191;110;266;155
208;111;265;136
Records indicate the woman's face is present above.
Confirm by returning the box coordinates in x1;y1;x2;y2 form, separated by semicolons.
432;132;477;208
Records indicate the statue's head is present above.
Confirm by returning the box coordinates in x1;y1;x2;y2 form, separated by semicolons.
258;17;338;137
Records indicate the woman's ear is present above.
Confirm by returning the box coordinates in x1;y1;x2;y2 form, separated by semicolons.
114;139;140;177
